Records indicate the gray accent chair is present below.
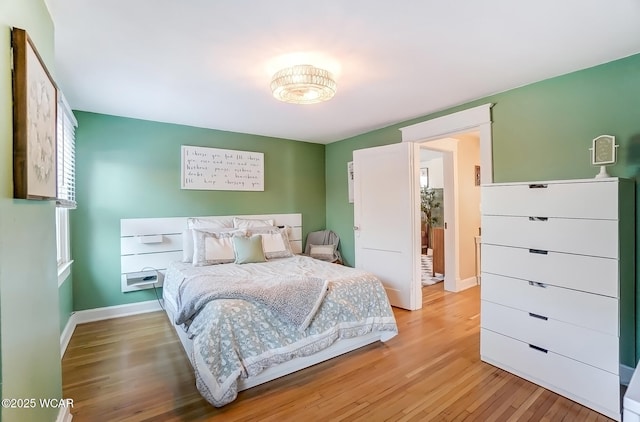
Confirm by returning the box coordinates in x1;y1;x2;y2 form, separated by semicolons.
304;230;343;264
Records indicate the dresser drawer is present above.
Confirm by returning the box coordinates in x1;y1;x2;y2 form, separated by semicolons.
481;329;621;420
482;301;618;373
482;244;618;297
481;180;619;219
481;273;618;336
482;215;618;258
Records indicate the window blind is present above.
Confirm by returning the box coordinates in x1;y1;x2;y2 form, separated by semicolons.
56;94;77;208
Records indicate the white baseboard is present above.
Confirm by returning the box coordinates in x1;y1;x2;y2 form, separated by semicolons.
60;300;163;358
456;276;479;292
73;299;163;324
57;406;72;422
60;312;78;359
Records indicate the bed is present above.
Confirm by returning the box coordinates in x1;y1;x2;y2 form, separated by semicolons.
120;214;398;407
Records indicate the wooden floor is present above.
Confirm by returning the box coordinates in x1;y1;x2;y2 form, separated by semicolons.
62;284;614;421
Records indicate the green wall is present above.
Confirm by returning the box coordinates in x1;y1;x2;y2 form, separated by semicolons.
71;112;326;310
70;53;640;366
1;1;64;421
326;53;640;365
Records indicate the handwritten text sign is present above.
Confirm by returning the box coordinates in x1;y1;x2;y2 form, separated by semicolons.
181;145;264;191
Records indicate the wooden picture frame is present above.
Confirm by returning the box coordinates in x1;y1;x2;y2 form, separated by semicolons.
12;28;58;200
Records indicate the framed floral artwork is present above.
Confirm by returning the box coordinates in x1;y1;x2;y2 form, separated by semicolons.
12;28;58;200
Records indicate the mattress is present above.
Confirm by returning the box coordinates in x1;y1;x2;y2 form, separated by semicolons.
163;255;398;407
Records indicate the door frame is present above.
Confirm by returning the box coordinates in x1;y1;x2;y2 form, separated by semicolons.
400;104;493;292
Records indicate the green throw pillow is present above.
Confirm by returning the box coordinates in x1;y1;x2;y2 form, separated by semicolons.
233;235;266;264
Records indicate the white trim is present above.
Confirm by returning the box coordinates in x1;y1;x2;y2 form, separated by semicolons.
56;208;71;270
56;405;73;422
74;300;163;324
456;276;479;292
400;104;494;294
400;104;493;185
400;104;493;143
59;92;78;127
60;312;77;358
60;300;163;358
57;260;73;287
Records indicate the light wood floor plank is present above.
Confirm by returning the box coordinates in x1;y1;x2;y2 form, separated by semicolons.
62;284;616;421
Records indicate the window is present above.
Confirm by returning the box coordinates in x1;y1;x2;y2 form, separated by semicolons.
57;95;76;209
56;208;70;266
56;94;77;283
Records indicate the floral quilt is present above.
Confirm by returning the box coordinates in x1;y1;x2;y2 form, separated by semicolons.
164;256;398;407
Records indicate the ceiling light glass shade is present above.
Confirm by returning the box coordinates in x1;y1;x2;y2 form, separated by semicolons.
270;65;336;104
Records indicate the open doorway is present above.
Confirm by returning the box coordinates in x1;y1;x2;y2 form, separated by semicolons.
419;134;481;292
419;148;445;287
401;103;493;293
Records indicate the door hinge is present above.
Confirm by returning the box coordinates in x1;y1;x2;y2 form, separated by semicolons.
9;46;14;70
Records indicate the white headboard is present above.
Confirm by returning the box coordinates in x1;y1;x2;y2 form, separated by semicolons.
120;213;302;292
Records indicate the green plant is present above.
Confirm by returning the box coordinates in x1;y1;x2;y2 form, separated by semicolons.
420;187;441;226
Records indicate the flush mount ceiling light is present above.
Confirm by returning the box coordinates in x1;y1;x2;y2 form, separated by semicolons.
270;64;337;104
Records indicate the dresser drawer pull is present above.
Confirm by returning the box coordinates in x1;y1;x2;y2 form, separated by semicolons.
528;184;548;189
529;344;548;354
528;217;548;222
528;312;548;321
528;281;547;288
529;249;548;255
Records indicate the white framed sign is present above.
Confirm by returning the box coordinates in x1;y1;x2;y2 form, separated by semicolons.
590;135;617;165
181;145;264;191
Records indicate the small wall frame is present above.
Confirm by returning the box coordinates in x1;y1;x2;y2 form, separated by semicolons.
347;161;354;203
12;28;58;200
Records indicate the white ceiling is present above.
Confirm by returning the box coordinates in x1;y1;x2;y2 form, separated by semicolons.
46;0;640;144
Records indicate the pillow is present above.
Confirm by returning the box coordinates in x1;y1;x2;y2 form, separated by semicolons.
233;217;274;229
247;226;294;259
182;227;238;262
187;217;234;230
192;229;241;266
182;229;194;262
309;244;337;262
233;235;266;264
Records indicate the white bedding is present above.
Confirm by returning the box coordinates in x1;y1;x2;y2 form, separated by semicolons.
163;255;398;406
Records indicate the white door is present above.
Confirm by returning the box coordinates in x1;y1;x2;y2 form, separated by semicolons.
353;142;421;310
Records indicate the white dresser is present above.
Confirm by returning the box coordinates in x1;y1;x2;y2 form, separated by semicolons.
480;178;635;421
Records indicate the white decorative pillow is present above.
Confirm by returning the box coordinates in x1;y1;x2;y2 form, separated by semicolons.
233;217;274;229
182;227;238;262
182;229;194;262
309;244;336;261
247;226;293;259
192;229;242;266
187;217;234;230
